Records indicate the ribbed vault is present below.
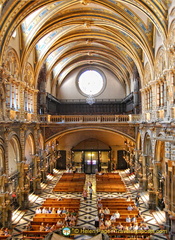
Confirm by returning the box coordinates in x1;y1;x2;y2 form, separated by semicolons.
1;0;169;95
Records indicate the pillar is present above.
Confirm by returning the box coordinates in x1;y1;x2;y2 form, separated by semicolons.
18;126;29;209
148;190;157;210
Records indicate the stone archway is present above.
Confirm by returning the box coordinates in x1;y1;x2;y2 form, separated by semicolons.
8;136;20;175
24;133;35;164
24;133;36;192
38;132;44;156
0;144;5;175
7;135;21;194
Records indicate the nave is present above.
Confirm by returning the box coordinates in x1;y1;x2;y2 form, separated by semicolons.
9;170;168;240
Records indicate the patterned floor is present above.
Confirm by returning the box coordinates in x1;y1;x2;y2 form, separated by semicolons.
11;170;169;240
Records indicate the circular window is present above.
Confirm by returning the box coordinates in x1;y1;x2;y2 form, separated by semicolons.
77;68;106;97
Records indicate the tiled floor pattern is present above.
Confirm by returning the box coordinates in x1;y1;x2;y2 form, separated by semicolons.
11;170;169;240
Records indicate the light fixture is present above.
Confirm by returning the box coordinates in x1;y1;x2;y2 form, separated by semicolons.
86;94;95;105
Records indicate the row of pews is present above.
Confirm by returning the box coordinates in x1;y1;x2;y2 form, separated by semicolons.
99;198;142;224
96;173;126;192
53;173;85;192
22;198;80;239
96;173;151;238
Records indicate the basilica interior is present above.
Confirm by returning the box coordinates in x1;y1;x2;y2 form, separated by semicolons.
1;0;175;239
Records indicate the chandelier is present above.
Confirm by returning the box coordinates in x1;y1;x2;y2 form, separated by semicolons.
86;94;95;105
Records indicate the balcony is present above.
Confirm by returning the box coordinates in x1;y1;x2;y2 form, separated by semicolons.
39;114;141;124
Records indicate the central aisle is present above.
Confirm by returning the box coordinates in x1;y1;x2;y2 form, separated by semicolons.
76;174;97;238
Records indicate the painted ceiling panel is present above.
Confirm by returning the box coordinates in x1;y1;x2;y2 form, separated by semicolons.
1;0;169;96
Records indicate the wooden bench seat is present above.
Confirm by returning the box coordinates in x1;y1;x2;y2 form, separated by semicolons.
0;235;11;239
97;184;125;186
102;213;140;218
100;203;134;206
41;204;79;209
29;225;44;231
101;203;135;206
31;221;64;225
30;224;63;230
110;238;149;240
53;188;83;192
108;231;151;237
27;198;79;239
53;173;85;192
97;188;126;190
22;231;49;237
42;202;80;205
32;218;64;223
100;205;135;208
22;231;74;240
99;207;138;211
42;203;80;207
99;210;139;214
34;213;69;218
101;199;134;203
44;199;80;202
33;214;66;220
97;189;126;192
96;173;126;193
105;217;143;223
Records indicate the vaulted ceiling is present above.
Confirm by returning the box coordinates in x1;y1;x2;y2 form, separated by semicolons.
1;0;168;91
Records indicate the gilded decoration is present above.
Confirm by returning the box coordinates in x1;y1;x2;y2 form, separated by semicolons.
24;63;35;87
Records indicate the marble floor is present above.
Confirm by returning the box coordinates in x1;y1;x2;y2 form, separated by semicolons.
11;170;169;240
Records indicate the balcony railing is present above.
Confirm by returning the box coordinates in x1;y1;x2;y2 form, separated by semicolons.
39;114;141;124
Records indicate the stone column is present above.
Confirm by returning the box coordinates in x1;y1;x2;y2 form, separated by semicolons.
140;155;148;191
0;127;12;227
33;89;39;121
32;156;41;194
19;83;26;120
5;82;10;110
18;126;29;209
41;150;47;183
148;190;157;210
32;125;41;194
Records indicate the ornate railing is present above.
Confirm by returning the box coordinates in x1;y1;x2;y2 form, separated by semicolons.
40;114;141;124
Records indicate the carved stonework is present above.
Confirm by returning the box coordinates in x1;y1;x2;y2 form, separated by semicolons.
155;48;166;78
4;48;20;80
44;124;136;142
24;63;34;87
143;63;151;86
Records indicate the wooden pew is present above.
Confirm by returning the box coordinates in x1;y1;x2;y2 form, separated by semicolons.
53;173;85;192
0;235;11;239
22;231;49;239
44;198;80;202
40;205;79;210
110;238;149;240
96;173;126;193
101;198;133;201
100;199;133;202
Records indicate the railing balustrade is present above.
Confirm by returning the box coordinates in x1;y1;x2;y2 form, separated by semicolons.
39;114;141;124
